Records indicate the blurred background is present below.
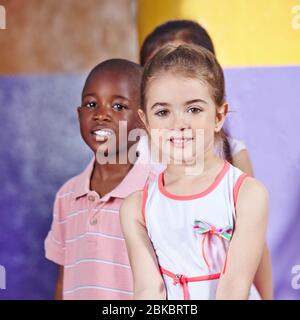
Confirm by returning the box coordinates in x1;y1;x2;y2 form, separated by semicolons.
0;0;299;299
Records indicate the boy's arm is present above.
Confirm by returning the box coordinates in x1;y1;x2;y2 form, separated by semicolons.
45;195;66;265
45;194;66;298
54;266;64;300
216;177;269;299
120;191;166;300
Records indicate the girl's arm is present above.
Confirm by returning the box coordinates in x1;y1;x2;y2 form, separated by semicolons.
232;150;273;299
120;191;166;300
216;177;268;299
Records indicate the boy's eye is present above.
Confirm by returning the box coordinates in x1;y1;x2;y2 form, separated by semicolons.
112;103;128;111
187;106;203;114
155;109;169;117
84;101;97;109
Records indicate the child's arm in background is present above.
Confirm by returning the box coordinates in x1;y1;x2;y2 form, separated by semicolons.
253;244;273;299
54;266;64;300
120;191;166;299
216;177;269;299
232;149;254;177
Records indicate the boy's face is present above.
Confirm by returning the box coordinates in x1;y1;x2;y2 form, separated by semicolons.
78;70;142;157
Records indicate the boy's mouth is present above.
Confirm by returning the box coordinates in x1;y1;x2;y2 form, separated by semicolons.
92;129;114;142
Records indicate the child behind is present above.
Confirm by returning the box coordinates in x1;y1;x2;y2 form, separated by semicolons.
45;59;155;299
120;45;268;300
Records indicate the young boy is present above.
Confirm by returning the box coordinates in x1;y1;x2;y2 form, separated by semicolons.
44;59;154;299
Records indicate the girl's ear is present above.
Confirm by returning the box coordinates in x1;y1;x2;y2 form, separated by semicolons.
138;109;149;131
215;103;228;133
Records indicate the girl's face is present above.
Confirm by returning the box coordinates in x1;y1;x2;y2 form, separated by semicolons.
139;73;227;164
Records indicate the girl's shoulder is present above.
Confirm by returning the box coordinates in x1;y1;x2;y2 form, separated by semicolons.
228;161;267;195
226;162;268;208
120;190;145;226
121;189;143;212
238;176;268;200
234;175;269;221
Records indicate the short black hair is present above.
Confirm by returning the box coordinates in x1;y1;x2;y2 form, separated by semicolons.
83;58;142;96
140;20;215;66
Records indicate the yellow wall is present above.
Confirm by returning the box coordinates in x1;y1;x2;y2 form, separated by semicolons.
138;0;300;67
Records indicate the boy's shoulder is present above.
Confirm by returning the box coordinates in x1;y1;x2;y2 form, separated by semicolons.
55;173;82;199
54;159;161;203
55;158;94;201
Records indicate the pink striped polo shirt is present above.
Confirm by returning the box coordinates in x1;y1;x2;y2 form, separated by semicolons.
44;157;156;300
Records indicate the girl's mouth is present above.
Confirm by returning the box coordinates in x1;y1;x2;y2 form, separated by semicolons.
169;137;194;148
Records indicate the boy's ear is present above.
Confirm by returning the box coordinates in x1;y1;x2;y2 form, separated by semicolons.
138;109;149;131
215;103;228;133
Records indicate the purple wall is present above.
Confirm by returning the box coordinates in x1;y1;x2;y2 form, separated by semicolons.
0;73;91;299
224;66;300;299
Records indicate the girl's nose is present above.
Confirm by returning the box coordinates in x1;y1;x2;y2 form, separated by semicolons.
173;115;190;130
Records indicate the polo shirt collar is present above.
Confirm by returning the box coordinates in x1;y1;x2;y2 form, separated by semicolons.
109;162;151;199
72;157;94;199
72;157;152;200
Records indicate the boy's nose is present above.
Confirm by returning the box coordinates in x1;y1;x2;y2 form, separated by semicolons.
93;106;112;122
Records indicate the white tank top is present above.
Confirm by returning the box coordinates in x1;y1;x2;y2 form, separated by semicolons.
142;161;261;300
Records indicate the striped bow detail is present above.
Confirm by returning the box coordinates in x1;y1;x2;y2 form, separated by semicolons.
193;220;233;268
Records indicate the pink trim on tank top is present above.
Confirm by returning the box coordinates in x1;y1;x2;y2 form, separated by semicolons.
141;184;149;224
233;173;249;208
158;161;230;201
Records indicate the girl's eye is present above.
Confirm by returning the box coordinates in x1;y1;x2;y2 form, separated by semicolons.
112;103;128;111
84;101;97;109
155;109;169;117
187;106;203;114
